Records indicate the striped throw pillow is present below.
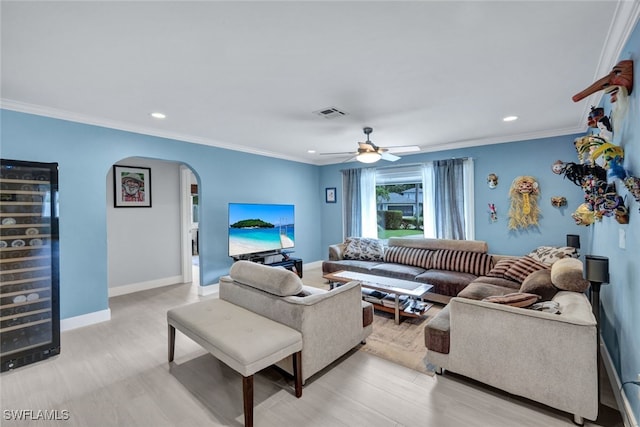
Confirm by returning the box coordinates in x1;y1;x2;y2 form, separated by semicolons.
503;256;550;283
384;246;433;269
486;258;517;278
431;249;492;276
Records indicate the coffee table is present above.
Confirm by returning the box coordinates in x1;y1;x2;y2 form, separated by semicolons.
323;270;433;324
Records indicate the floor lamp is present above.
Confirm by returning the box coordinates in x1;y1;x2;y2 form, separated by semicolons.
585;254;609;406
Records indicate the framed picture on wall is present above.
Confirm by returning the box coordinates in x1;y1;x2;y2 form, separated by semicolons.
325;187;337;203
113;165;152;208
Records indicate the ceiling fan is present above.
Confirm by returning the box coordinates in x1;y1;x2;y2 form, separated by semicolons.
320;127;420;163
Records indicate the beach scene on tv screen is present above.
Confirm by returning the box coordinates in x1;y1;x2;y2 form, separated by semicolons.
229;204;295;257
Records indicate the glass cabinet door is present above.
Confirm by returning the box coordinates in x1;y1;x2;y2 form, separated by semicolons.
0;159;59;371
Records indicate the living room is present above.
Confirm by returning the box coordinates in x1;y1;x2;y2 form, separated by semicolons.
1;2;639;426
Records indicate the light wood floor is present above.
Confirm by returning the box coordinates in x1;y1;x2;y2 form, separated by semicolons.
0;272;623;426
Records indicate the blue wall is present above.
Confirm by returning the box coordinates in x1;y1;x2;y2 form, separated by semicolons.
319;134;589;256
594;19;640;422
1;110;322;319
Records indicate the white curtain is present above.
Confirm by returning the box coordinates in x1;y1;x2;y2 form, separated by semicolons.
360;168;378;238
463;157;475;239
421;162;436;238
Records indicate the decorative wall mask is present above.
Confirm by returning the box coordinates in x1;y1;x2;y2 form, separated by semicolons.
487;173;498;189
488;203;497;222
551;160;565;174
574;135;607;164
572;60;634;103
623;176;640;211
573;60;633;135
587;106;604;128
551;196;567;207
572;203;595;226
590;142;626;180
592;183;629;224
508;176;540;230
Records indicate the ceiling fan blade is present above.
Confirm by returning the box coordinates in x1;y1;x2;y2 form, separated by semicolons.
319;151;357;156
380;151;401;162
386;145;421;154
358;142;375;151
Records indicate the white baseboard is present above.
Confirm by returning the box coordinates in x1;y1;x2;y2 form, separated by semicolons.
60;308;111;331
304;260;323;270
198;282;219;296
602;340;639;427
108;275;183;297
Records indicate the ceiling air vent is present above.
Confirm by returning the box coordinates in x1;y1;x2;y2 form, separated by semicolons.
313;107;349;119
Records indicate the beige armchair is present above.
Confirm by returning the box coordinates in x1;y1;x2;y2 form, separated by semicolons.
219;261;372;384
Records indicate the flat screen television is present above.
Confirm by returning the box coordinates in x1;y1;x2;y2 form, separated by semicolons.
228;203;295;258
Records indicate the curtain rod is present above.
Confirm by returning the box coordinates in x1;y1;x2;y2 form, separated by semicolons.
339;157;472;173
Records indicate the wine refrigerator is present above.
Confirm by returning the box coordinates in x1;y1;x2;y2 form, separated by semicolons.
0;158;60;371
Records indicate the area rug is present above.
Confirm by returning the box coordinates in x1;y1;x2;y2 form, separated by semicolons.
302;264;441;375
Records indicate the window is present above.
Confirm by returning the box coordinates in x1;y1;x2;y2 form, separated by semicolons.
375;166;424;239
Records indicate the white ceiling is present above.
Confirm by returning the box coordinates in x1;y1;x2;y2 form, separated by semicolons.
2;1;639;165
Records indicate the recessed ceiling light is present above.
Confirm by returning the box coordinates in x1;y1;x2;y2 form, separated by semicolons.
307;149;316;154
503;115;518;122
150;112;166;119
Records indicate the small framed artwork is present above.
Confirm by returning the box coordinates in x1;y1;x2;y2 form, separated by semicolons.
113;165;152;208
325;187;337;203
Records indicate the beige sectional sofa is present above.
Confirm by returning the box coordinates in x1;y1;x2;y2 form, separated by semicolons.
424;256;597;425
220;261;373;384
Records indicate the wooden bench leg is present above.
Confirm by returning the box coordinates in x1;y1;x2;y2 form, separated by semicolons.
168;324;175;363
292;351;302;398
242;375;253;427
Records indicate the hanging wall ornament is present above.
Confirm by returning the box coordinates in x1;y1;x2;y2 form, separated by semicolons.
551;160;565;174
623;176;640;211
487;173;498;189
573;60;633;135
589;142;627;181
551;196;567;207
572;203;595;226
488;203;498;222
508;176;540;230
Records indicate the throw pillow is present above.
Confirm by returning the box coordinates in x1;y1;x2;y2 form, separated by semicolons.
503;256;550;283
431;249;493;276
519;269;559;301
483;292;541;308
343;237;385;261
384;246;433;269
486;257;517;279
528;246;578;265
551;257;590;292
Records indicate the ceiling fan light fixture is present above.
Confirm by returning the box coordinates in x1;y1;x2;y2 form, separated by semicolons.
356;151;382;163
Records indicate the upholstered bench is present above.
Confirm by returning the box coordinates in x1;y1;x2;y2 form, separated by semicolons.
167;298;303;427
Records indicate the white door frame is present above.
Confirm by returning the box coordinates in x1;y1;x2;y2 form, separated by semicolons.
180;165;194;284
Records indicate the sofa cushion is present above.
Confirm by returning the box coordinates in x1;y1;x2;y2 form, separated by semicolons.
369;263;427;281
551;258;590;292
424;305;450;354
230;260;303;296
520;269;559;301
503;256;550;283
415;269;477;297
457;281;517;300
483;292;541;308
384;246;433;269
322;259;380;275
528;246;578;265
471;275;521;290
343;237;385;261
431;249;493;276
486;257;517;279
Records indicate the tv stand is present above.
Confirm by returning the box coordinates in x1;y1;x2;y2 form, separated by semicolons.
231;251;303;278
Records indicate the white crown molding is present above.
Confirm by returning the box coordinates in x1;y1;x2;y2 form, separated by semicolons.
0;99;316;165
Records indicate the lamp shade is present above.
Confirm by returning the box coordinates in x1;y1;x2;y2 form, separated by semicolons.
566;234;581;249
585;255;609;283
